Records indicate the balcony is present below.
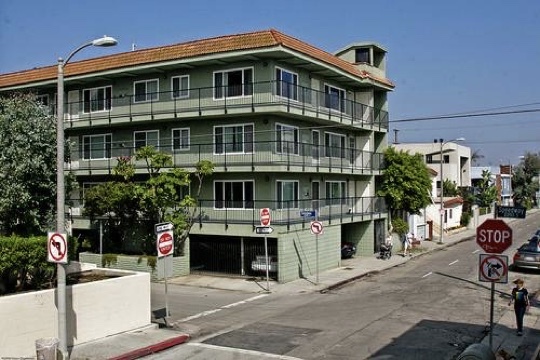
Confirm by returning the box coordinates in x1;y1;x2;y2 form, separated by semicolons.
60;81;389;131
70;140;384;175
69;196;387;230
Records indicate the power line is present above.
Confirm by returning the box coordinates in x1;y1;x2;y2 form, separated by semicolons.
390;108;540;123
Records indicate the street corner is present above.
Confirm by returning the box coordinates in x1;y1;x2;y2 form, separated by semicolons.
108;333;190;360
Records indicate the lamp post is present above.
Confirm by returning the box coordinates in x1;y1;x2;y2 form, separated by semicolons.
56;35;117;359
434;137;465;244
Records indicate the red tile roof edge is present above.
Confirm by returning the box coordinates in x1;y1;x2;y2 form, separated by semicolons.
0;29;394;89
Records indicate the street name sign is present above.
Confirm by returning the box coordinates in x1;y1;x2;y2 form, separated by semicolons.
300;210;316;218
255;226;274;235
495;205;526;219
476;219;512;254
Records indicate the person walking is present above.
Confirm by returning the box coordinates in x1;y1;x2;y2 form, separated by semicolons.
508;278;530;336
402;232;412;257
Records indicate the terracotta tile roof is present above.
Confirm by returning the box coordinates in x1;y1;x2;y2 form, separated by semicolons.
0;29;394;89
443;197;464;207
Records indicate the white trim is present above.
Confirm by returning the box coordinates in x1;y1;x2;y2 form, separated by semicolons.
213;180;255;210
171;127;190;151
213;122;255;155
275;66;299;102
171;75;190;99
82;133;113;160
82;85;112;114
133;78;159;103
133;129;160;149
212;67;254;100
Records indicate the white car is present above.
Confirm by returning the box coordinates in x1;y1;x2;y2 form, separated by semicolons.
251;255;278;273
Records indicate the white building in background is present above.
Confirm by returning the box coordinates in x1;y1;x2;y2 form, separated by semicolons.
471;165;513;206
393;142;471;240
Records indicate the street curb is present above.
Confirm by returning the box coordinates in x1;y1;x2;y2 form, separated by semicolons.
107;334;190;360
320;234;475;294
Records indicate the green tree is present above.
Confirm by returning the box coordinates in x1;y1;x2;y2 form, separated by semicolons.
84;147;214;256
512;152;540;208
443;179;459;197
476;169;498;207
378;147;432;221
0;94;57;235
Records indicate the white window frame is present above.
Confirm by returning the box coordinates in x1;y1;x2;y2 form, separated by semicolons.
134;130;159;150
171;75;190;99
325;181;347;205
276;123;299;155
276;180;299;209
324;132;346;159
83;85;112;113
214;180;255;209
172;127;190;151
82;133;112;160
213;67;254;100
324;84;346;112
214;123;254;155
276;67;299;101
133;79;159;103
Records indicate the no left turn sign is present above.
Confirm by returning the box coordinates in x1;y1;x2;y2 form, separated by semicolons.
310;221;324;235
48;232;68;264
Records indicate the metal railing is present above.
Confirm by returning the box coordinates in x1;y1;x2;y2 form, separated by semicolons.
70;139;385;174
69;196;387;230
58;80;389;130
195;196;387;229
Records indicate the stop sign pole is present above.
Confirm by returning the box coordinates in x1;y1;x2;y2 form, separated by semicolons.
155;222;174;318
476;212;513;348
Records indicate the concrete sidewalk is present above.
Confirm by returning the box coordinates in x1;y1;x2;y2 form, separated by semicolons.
69;212;540;360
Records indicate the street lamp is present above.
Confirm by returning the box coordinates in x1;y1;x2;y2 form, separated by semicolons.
56;35;117;359
434;137;465;244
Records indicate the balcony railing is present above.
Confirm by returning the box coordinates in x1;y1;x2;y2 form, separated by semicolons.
69;196;387;230
70;139;384;174
195;197;387;230
58;81;389;130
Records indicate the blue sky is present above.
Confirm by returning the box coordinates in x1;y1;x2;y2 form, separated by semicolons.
1;0;539;166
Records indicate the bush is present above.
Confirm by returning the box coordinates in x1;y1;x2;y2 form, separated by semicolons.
460;212;471;227
391;218;409;237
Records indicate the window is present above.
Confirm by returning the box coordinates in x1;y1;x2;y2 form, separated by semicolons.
276;124;299;155
443;155;450;164
36;94;49;106
172;75;189;99
355;48;371;64
82;134;112;160
134;130;159;150
426;155;434;164
214;181;254;209
277;181;299;209
214;124;253;154
276;68;298;100
83;86;112;113
134;79;159;103
214;68;253;99
325;181;346;205
324;84;346;112
325;132;346;158
172;128;190;151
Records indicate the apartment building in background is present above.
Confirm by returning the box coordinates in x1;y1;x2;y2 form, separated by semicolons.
0;30;394;282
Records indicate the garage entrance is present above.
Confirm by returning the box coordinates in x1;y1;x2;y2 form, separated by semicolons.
190;235;278;278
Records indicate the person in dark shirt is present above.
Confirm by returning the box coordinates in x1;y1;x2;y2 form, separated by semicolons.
508;278;530;336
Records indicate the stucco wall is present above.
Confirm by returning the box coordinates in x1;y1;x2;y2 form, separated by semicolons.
0;269;150;358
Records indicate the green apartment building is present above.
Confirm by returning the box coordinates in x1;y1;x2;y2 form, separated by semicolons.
0;29;394;282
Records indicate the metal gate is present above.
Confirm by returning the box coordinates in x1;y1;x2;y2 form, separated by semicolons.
190;235;278;278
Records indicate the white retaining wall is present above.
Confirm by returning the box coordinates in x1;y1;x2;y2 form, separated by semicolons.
0;269;151;358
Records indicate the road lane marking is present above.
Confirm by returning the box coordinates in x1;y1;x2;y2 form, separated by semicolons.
449;260;459;266
188;343;305;359
177;294;268;322
472;249;480;254
422;272;433;278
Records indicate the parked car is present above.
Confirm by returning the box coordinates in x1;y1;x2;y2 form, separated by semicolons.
512;238;540;270
251;255;278;273
341;242;357;259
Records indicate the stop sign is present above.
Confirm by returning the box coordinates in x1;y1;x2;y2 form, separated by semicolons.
476;219;512;254
260;208;271;227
